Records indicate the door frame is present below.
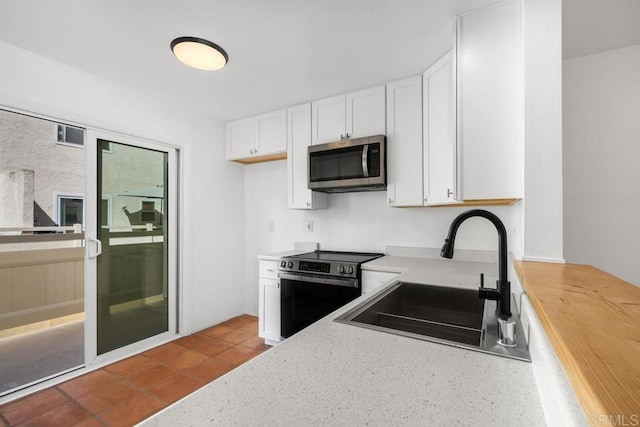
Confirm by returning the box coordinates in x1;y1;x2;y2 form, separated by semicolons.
0;101;189;404
84;129;180;367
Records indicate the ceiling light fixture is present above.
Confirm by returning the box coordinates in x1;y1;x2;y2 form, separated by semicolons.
170;37;229;71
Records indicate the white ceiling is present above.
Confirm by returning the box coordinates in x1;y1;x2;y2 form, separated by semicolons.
1;1;639;122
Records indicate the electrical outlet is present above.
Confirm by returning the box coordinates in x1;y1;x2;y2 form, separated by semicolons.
305;220;313;232
268;220;275;232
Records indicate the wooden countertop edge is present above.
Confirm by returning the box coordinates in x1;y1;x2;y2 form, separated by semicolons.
514;260;640;419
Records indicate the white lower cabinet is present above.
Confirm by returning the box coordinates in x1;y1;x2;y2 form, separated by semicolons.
258;260;282;345
362;270;400;294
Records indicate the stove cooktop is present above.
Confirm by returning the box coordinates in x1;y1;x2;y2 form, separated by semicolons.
288;250;383;264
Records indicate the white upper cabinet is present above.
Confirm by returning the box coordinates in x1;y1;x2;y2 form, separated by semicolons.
312;85;385;145
256;109;287;156
225;109;287;162
457;1;522;200
287;103;327;210
225;117;255;160
423;51;458;205
386;75;423;207
346;86;386;139
311;95;346;144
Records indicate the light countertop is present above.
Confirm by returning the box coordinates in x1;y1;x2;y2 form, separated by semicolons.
142;255;547;426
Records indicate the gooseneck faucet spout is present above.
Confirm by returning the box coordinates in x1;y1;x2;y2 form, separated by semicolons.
440;209;512;320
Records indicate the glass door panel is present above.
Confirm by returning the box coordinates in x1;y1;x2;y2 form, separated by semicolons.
95;139;170;355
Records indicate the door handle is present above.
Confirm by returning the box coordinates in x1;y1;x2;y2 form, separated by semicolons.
361;144;369;178
87;237;102;259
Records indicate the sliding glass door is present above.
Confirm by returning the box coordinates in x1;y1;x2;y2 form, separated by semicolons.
85;131;177;363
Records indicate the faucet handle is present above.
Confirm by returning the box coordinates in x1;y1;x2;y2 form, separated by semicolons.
478;273;501;301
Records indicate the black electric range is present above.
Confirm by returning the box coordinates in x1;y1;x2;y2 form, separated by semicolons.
278;250;383;338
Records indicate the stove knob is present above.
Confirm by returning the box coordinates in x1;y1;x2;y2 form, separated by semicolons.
347;265;354;275
338;265;346;274
280;261;286;268
287;261;294;268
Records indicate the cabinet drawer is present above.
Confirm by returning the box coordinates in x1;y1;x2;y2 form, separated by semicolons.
259;260;279;279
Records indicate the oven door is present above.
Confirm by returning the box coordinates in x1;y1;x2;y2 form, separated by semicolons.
279;272;360;338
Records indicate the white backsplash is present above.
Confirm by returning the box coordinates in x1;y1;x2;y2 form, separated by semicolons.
385;245;498;263
293;241;319;251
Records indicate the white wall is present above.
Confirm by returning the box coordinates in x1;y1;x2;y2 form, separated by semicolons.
0;40;246;332
520;0;564;262
243;160;515;315
563;43;640;286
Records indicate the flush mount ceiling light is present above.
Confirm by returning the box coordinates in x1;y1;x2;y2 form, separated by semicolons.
170;36;229;71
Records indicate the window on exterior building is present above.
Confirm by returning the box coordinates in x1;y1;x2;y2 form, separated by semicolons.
56;124;85;147
56;196;112;227
58;196;83;226
101;198;110;227
141;200;158;223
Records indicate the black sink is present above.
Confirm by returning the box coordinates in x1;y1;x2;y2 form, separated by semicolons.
335;281;531;362
348;282;484;346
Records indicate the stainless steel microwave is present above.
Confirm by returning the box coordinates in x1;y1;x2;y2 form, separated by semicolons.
308;135;386;193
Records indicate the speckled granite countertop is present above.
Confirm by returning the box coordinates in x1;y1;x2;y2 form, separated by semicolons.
141;255;546;426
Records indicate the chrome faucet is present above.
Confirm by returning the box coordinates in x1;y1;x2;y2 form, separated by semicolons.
440;209;516;346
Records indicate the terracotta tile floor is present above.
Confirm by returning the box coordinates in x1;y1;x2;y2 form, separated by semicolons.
0;315;269;426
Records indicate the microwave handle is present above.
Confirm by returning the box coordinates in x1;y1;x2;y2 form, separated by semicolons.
362;144;369;178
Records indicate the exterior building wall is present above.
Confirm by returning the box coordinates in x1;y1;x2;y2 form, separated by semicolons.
0;109;83;226
0;168;34;228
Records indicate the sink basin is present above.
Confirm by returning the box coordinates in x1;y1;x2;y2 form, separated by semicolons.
335;281;531;362
349;282;484;346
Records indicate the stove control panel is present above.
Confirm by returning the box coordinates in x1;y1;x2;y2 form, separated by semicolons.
299;261;331;274
278;258;359;278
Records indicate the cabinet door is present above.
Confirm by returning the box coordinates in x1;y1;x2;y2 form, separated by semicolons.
386;76;424;207
287;104;328;209
346;85;386;138
258;278;281;342
311;94;346;144
255;109;287;156
458;1;521;200
225;117;255;160
424;51;457;205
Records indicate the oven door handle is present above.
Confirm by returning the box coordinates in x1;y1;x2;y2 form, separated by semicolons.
278;272;359;288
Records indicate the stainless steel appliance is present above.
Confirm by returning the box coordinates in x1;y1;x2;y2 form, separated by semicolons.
308;134;386;193
278;250;383;338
